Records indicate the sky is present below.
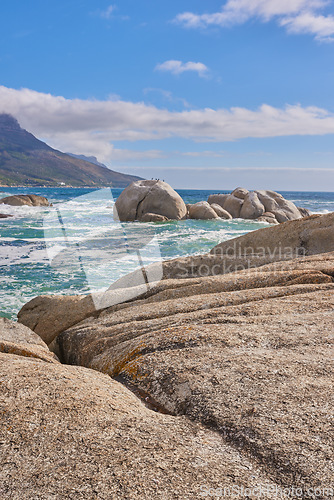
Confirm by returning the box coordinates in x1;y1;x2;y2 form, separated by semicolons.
1;0;334;190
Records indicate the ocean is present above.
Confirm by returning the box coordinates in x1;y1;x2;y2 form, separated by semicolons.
0;186;333;320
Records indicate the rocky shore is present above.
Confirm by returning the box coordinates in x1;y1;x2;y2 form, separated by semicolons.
1;212;334;498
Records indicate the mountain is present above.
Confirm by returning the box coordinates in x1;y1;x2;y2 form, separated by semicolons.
66;153;107;168
0;114;143;187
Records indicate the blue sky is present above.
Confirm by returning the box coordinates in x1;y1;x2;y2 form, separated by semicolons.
1;0;334;190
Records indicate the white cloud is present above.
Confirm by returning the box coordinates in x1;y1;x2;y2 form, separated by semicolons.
1;86;334;163
101;4;116;19
155;60;209;77
174;0;334;41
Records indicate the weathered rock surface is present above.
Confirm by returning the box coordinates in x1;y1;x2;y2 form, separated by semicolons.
240;192;265;219
0;317;58;363
207;188;308;224
114;180;187;221
139;212;169;222
223;194;243;218
210;203;232;219
0;194;49;207
12;211;334;496
207;193;229;207
212;213;334;259
54;251;334;493
188;201;219;220
255;190;301;223
231;187;249;200
298;206;312;218
1;324;279;498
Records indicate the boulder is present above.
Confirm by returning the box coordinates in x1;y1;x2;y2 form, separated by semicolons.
207;193;229;207
0;336;278;498
210;203;232;219
222;194;243;218
0;213;13;218
0;317;58;363
255;190;301;223
114;180;187;221
298;206;312;218
212;212;334;260
240;192;265;219
231;187;249;200
55;251;334;492
188;201;219;220
139;213;169;222
0;194;49;207
18;294;97;346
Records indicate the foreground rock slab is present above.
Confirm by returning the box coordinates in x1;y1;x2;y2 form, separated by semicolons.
56;253;334;493
0;324;279;499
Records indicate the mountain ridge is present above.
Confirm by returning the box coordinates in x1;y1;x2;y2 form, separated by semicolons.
0;114;142;187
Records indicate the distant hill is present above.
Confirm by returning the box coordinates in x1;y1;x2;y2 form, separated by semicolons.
0;114;143;187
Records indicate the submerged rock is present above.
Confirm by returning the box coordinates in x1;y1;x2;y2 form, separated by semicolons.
114;180;187;222
0;194;50;207
139;212;169;222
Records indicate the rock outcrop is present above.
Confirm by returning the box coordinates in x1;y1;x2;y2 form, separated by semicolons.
51;252;334;493
10;211;334;497
188;201;219;220
0;194;50;207
114;180;187;222
255;190;301;223
206;188;310;224
1;317;283;498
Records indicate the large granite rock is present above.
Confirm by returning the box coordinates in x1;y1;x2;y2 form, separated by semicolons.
1;322;278;498
54;252;334;492
210;203;232;219
222;194;243;218
207;193;229;207
114;180;187;221
0;317;58;363
207;188;306;224
12;212;334;495
212;213;334;259
231;187;249;200
240;192;265;219
0;194;49;207
188;201;218;220
255;190;301;223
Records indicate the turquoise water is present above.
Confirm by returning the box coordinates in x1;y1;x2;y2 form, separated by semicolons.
0;186;333;319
